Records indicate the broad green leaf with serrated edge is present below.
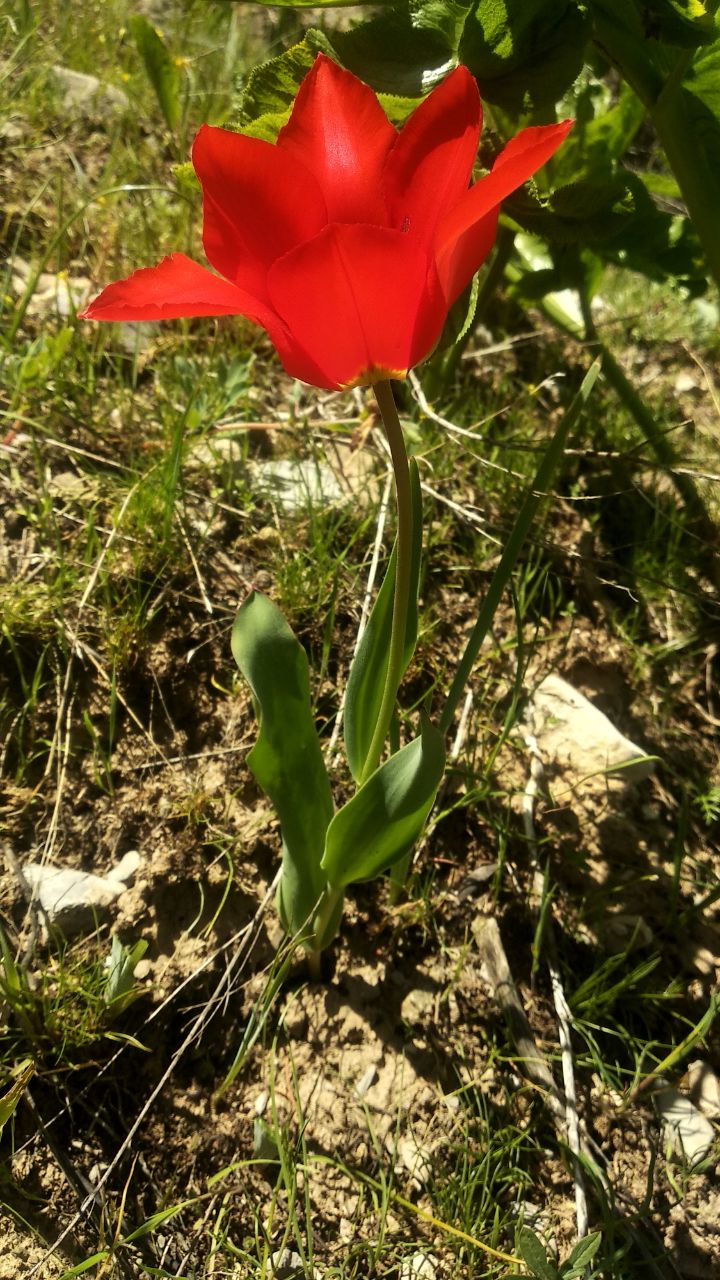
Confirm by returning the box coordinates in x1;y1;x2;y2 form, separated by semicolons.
562;1231;602;1275
129;15;180;131
640;0;715;46
322;717;445;888
551;84;646;189
516;1227;562;1280
232;592;333;937
232;32;334;139
344;459;422;784
460;0;589;114
331;0;473;96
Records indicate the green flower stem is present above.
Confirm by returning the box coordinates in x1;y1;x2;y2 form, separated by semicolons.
359;380;414;786
306;882;345;977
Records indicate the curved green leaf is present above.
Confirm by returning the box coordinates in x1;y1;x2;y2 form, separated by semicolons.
344;459;422;784
129;14;180;131
322;717;445;888
231;592;333;937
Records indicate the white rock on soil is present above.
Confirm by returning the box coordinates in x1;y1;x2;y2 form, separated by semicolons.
399;1253;439;1280
264;1249;321;1279
22;850;141;937
655;1085;716;1163
687;1060;720;1119
529;673;655;783
10;255;92;318
250;458;347;513
50;66;129;117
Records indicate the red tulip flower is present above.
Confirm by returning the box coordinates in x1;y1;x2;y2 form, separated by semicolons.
81;55;571;390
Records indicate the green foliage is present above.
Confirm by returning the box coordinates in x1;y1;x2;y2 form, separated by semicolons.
331;0;473;94
322;717;445;887
103;934;148;1017
516;1226;561;1280
233;32;334;139
344;459;422;784
231;591;334;939
460;0;590;114
129;13;181;131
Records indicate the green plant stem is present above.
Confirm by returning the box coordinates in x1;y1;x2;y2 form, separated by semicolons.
359;380;413;785
308;883;344;967
439;362;600;737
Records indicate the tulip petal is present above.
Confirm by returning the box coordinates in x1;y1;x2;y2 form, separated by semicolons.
192;125;327;299
79;253;266;320
384;65;481;247
434;119;573;304
277;54;396;225
268;224;446;389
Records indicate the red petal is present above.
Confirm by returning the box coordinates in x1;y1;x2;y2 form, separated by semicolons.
277;54;396;225
192;125;326;298
79;253;264;320
434;119;572;303
384;65;481;246
267;224;446;389
79;253;332;388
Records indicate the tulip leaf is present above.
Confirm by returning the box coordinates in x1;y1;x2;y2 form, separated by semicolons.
231;591;333;938
129;14;181;132
460;0;590;114
344;459;422;784
322;717;445;888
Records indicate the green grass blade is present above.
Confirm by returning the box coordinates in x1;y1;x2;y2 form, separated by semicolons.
439;360;600;736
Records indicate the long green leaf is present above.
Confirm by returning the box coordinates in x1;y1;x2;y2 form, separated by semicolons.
322;717;445;887
344;459;422;783
129;14;181;132
232;592;333;937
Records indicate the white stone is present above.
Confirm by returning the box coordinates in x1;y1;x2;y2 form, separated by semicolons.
655;1085;716;1163
266;1248;303;1278
530;673;655;783
686;1060;720;1120
250;458;347;513
50;66;129;117
22;852;141;937
399;1253;438;1280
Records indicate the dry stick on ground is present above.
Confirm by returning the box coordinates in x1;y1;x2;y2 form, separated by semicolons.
520;715;589;1240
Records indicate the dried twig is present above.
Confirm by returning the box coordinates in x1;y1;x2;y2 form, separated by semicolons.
520;717;589;1240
